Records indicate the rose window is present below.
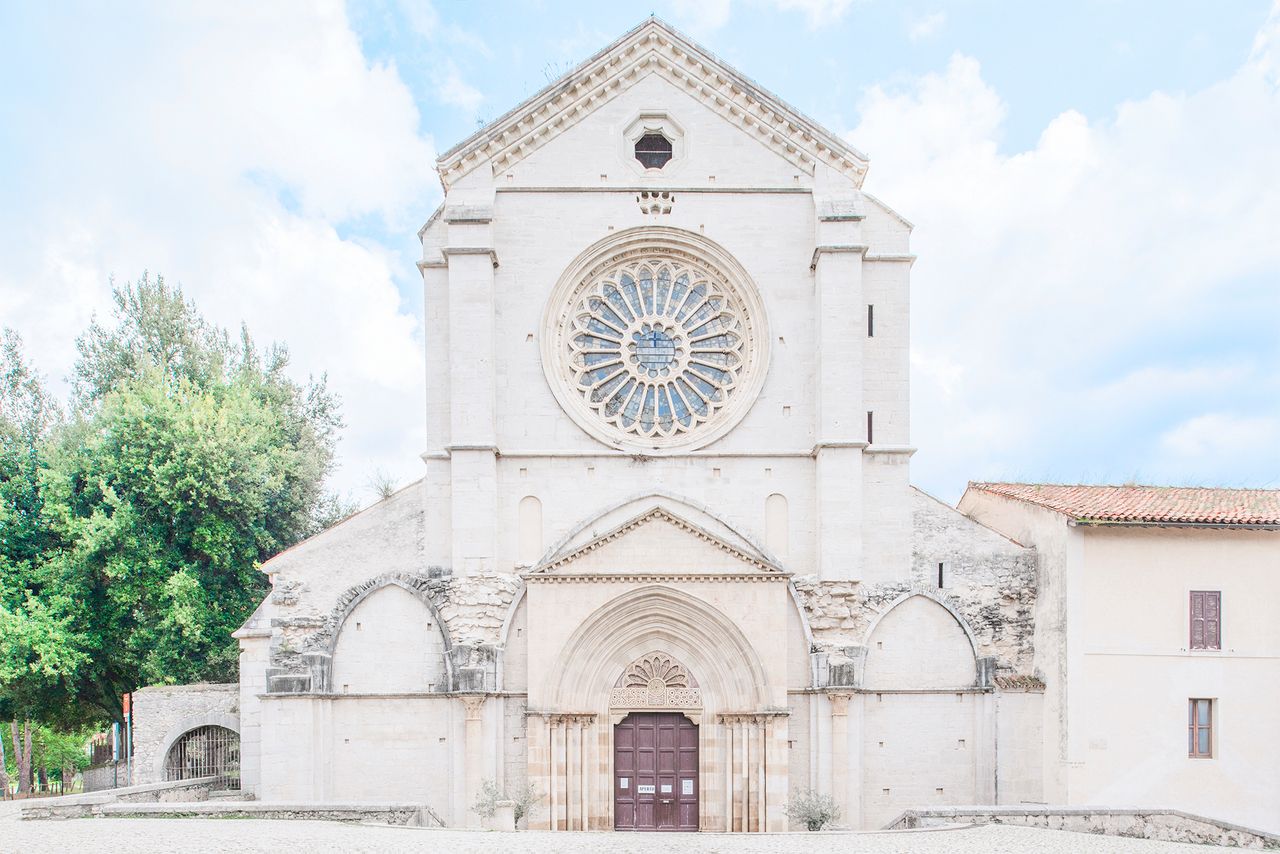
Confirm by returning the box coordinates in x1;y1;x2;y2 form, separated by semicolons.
566;260;747;439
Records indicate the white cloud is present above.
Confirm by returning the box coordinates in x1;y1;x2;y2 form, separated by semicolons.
1160;414;1280;463
668;0;854;31
668;0;734;32
772;0;856;27
0;1;437;498
908;10;946;42
849;7;1280;498
435;61;484;114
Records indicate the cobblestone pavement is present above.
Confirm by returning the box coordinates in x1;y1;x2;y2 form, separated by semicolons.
0;818;1248;854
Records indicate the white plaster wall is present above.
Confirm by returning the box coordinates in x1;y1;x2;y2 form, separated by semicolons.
1072;527;1280;833
331;585;447;694
863;595;977;689
996;691;1044;805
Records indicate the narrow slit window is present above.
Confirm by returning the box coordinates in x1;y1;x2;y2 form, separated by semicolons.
634;133;673;169
937;561;947;588
866;411;874;445
1188;698;1213;758
868;304;875;337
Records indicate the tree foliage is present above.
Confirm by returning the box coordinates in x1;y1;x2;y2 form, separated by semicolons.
0;273;349;730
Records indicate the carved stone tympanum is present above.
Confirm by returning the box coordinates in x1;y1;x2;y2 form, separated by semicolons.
611;652;702;709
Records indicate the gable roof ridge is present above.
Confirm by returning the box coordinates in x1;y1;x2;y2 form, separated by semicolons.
966;481;1280;526
436;16;869;191
533;505;780;574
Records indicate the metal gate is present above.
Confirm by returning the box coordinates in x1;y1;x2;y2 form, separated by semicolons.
163;725;240;790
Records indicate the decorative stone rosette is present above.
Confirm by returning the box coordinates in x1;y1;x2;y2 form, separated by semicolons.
610;652;702;709
545;229;767;452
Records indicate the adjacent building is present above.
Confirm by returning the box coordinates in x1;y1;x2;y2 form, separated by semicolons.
960;483;1279;833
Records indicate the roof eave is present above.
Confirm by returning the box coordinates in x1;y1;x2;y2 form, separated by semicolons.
1069;519;1280;531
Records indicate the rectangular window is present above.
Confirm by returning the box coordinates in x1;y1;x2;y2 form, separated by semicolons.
867;304;875;337
866;411;874;445
1188;699;1213;758
1189;591;1221;650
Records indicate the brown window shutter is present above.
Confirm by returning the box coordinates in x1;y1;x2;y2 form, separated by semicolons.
1205;592;1221;649
1190;592;1205;649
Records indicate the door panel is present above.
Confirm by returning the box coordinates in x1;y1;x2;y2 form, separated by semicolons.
614;713;698;831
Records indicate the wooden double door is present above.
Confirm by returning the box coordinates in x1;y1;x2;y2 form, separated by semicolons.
613;712;699;831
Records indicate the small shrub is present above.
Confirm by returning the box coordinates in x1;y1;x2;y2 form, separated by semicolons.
784;788;840;831
471;778;544;828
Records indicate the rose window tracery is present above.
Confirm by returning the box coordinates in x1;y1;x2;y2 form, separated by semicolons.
566;258;748;440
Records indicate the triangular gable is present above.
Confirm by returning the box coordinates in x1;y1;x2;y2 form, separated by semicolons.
528;507;783;576
437;17;869;191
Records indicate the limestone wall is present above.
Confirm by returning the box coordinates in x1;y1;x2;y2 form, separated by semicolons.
794;487;1038;681
129;684;239;785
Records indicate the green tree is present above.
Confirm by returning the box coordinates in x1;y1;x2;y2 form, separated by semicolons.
0;274;351;731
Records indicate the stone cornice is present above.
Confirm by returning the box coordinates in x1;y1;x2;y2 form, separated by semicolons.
810;244;870;271
525;572;791;584
528;506;783;575
440;247;499;268
864;444;917;456
436;18;869;191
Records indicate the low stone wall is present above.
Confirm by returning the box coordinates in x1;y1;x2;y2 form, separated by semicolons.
20;777;219;820
98;801;441;826
82;762;123;792
888;806;1280;850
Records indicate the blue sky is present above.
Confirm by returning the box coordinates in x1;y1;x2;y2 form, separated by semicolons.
1;1;1277;503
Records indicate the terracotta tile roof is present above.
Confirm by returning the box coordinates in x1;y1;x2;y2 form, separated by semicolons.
967;483;1280;527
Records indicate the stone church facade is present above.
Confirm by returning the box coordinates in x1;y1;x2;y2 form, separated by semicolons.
111;19;1276;835
222;19;1049;831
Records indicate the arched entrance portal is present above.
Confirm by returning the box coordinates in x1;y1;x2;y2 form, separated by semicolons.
611;653;702;831
163;725;240;790
614;712;698;831
528;584;787;832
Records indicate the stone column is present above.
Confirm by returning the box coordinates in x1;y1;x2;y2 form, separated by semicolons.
722;719;734;832
526;713;550;830
739;718;750;832
444;205;498;577
550;717;564;831
828;692;852;826
747;717;757;829
578;717;590;830
462;696;486;827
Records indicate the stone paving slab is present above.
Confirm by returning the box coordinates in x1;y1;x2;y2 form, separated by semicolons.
0;818;1252;853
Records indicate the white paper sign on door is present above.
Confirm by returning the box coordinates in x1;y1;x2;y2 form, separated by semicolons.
660;784;672;793
638;784;655;794
682;779;694;795
620;778;629;789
